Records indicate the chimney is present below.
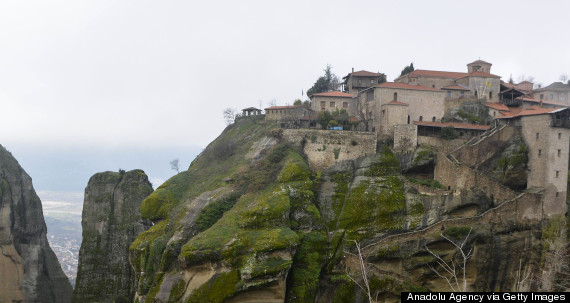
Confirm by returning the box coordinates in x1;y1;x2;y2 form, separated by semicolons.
352;67;354;73
540;99;543;108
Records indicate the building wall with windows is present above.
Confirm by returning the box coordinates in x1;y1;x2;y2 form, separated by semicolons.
455;76;501;102
375;87;445;125
310;95;356;116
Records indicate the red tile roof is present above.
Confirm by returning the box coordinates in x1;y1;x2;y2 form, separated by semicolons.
311;91;354;98
377;82;442;92
349;70;382;77
385;101;409;105
265;105;305;110
496;106;566;119
485;102;509;111
442;85;470;91
413;121;490;130
403;69;468;79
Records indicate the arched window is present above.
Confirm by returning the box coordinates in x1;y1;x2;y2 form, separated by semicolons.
432;117;436;122
407;115;410;124
489;91;493;99
419;116;423;121
393;92;397;101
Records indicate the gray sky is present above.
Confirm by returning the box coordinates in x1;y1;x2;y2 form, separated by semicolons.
1;0;569;150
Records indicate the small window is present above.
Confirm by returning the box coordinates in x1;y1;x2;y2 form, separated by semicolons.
320;101;326;107
489;91;493;99
370;79;374;84
343;102;348;108
460;91;464;97
432;85;435;88
419;116;423;121
558;149;561;157
538;149;542;157
540;94;544;100
393;92;398;101
558;133;562;139
556;170;560;178
550;94;554;100
460;131;464;136
536;133;540;140
407;115;410;124
432;117;436;122
556;192;560;197
330;101;335;107
447;91;451;98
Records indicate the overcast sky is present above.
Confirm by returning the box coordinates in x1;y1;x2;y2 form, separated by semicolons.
1;0;569;150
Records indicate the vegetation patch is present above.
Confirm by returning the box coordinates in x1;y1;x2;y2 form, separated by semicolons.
184;270;241;303
195;192;242;232
443;226;473;240
286;231;327;302
407;176;444;189
365;146;400;177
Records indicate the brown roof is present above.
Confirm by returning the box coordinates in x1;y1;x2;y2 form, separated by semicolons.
458;71;501;79
413;121;490;130
442;85;470;91
403;69;468;79
496;106;566;119
377;82;442;92
469;59;492;65
265;105;304;110
349;70;382;77
242;107;261;111
385;100;409;106
311;91;354;98
485;102;509;111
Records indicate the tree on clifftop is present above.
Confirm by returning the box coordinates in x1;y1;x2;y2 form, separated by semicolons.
307;64;340;97
400;62;415;76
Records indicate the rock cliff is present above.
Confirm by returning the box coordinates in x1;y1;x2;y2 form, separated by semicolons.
73;170;153;303
0;144;73;302
74;117;566;302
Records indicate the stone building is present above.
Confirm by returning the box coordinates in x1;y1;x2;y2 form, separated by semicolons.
341;69;385;95
394;59;501;103
264;105;312;124
532;82;570;106
358;82;445;133
497;106;570;216
309;91;356;116
380;101;408;136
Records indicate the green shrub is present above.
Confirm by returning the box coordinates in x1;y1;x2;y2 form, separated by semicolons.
440;126;459;140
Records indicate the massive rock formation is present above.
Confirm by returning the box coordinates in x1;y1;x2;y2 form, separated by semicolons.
73;170;153;303
0;145;73;302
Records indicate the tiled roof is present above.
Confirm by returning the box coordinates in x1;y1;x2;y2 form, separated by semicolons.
533;82;570;92
385;101;409;105
403;69;468;79
485;102;509;111
265;105;304;110
242;107;261;111
458;71;501;79
377;82;442;92
442;85;470;91
496;106;566;119
469;59;492;65
517;97;568;107
311;91;354;98
413;121;490;130
349;70;382;77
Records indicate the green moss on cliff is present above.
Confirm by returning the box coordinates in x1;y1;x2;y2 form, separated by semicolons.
286;231;327;302
184;270;241;303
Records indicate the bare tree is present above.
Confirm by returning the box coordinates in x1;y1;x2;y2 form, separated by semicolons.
170;159;180;173
560;74;568;84
223;108;237;125
345;240;375;303
511;258;531;291
425;227;473;292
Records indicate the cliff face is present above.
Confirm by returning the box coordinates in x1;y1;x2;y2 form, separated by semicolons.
120;118;567;302
73;170;153;303
0;145;73;303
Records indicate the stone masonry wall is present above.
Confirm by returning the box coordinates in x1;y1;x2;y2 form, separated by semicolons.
282;129;376;170
394;124;417;152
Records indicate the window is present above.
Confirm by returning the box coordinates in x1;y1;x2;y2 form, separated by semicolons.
320;101;326;108
460;91;464;97
407;115;410;124
432;85;435;88
393;92;398;101
536;133;540;140
556;192;560;197
370;79;374;85
539;149;542;157
432;117;436;122
550;94;554;100
556;170;560;178
419;116;423;121
489;91;493;99
447;91;451;98
558;133;562;139
343;102;348;108
460;131;464;136
540;94;544;100
558;149;561;157
358;79;362;85
330;101;335;107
